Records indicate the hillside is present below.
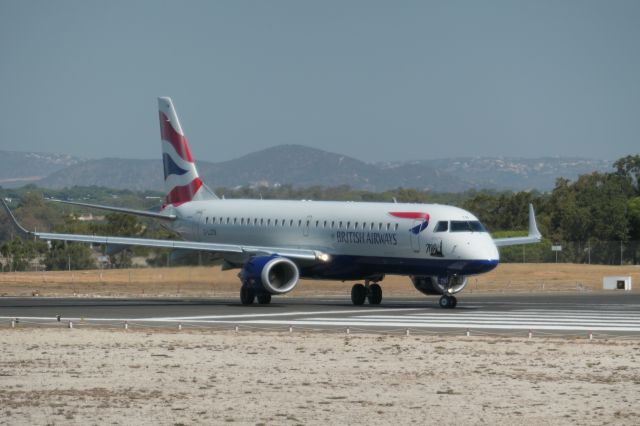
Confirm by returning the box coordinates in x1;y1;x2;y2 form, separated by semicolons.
0;151;80;186
2;145;613;192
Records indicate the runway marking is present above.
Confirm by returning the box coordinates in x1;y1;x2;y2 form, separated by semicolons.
3;308;640;333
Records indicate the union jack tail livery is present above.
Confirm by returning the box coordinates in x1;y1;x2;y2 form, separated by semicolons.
158;97;217;206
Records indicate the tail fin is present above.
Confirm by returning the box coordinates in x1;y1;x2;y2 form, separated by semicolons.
158;97;217;206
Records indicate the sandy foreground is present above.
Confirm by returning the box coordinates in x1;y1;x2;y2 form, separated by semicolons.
1;328;639;426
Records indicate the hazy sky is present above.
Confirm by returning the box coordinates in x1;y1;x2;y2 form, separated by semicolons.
1;1;638;163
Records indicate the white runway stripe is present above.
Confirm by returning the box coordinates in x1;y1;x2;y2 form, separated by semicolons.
3;308;640;333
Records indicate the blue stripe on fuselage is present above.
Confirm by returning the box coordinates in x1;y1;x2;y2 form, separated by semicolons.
299;255;498;280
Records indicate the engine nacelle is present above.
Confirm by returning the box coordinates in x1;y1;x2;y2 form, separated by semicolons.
411;275;468;295
240;255;300;295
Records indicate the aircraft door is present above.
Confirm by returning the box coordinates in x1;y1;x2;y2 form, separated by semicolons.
410;219;422;252
191;211;203;241
303;215;312;237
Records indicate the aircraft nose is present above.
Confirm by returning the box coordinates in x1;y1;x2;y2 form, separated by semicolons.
487;242;500;261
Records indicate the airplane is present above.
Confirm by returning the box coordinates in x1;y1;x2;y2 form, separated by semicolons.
1;97;542;309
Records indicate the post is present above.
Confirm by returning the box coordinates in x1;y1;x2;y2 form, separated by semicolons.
621;241;624;265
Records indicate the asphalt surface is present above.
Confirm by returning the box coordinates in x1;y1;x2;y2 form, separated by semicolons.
1;292;639;336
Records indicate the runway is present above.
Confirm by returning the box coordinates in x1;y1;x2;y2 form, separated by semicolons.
2;293;640;336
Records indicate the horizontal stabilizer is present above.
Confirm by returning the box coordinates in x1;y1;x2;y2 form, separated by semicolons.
49;199;176;220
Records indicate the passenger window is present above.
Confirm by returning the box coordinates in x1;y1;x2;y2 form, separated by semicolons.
267;219;271;226
394;223;399;231
240;218;244;225
298;220;302;227
347;221;351;229
378;223;382;230
331;221;335;228
233;218;237;225
355;222;359;229
290;219;294;227
386;223;390;231
315;220;319;227
339;221;343;228
226;217;230;224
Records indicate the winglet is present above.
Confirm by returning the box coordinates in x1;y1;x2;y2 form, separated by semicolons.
528;203;542;239
1;198;33;237
493;203;542;247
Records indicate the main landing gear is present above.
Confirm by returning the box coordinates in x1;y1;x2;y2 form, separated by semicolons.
439;294;457;309
351;281;382;305
240;286;272;305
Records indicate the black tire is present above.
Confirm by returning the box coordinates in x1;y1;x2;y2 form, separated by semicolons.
439;295;451;309
257;293;272;304
450;296;457;309
351;283;366;305
368;283;382;305
240;286;255;305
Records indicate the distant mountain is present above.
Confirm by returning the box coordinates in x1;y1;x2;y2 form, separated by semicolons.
0;151;80;187
379;157;613;192
2;146;614;192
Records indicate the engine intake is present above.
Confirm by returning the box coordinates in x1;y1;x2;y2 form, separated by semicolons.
241;255;300;295
411;275;468;295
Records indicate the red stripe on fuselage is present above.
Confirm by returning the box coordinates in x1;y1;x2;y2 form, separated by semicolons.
159;111;194;162
166;177;203;206
389;212;430;221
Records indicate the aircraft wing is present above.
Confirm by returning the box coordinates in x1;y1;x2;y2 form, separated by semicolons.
1;199;327;263
49;199;176;220
493;204;543;247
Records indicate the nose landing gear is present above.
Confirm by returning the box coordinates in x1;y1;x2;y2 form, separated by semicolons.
439;295;457;309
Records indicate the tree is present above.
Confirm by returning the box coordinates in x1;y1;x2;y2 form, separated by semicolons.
0;238;48;272
44;241;96;271
614;155;640;194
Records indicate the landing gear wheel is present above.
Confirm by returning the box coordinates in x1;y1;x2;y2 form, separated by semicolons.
439;295;457;309
368;283;382;305
257;293;272;305
351;283;367;305
240;286;255;305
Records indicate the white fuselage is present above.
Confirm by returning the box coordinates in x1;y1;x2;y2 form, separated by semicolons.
164;199;500;280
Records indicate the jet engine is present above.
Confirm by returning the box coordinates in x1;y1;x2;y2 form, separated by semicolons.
240;255;300;295
411;275;468;295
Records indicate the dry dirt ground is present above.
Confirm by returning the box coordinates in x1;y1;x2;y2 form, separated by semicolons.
0;263;639;298
1;328;639;425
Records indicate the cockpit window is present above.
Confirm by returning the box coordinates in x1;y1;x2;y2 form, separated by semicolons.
434;221;449;232
450;220;487;232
